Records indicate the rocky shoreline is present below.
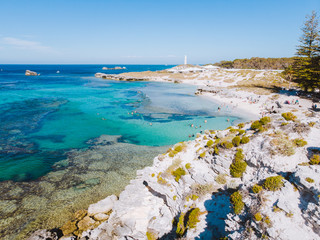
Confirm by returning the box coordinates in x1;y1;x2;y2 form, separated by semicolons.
28;66;320;240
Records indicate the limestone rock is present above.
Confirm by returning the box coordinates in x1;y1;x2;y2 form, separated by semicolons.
25;70;38;76
74;209;87;220
60;220;77;236
88;195;117;216
93;213;109;221
77;216;96;231
27;229;60;240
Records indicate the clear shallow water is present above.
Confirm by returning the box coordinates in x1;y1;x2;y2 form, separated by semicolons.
0;65;243;182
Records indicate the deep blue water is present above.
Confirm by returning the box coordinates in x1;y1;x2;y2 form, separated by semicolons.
0;64;243;181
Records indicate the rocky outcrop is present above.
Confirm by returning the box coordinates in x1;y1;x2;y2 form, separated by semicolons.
95;72;146;81
29;100;320;240
25;70;38;76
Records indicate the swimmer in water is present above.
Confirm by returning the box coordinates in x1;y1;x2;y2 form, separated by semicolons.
204;120;207;123
191;124;194;127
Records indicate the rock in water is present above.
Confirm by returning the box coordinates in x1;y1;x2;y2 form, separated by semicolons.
25;70;38;76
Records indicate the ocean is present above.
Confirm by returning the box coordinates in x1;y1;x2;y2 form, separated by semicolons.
0;64;244;239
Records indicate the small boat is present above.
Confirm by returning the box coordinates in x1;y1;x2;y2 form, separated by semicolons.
56;71;60;73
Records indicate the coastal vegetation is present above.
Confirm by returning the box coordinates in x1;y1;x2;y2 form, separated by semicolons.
263;176;284;191
283;11;320;92
212;57;295;70
230;191;244;214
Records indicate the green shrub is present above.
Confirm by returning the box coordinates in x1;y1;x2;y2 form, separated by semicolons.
187;208;201;229
308;122;316;127
240;136;250;144
234;148;244;161
146;231;157;240
238;123;245;128
254;212;263;221
252;184;263;193
306;177;314;183
309;154;320;165
260;116;271;125
199;152;206;158
220;141;234;149
263;176;284;191
281;122;288;126
232;136;241;147
229;128;238;133
214;146;219;155
238;129;246;135
173;195;177;201
230;159;247;178
293;138;307;147
282;112;297;121
174;145;183;152
230;191;244;214
172;168;186;182
176;212;186;237
169;150;178;158
251;120;262;130
185;163;191;169
207;139;214;147
176;208;202;237
191;194;199;201
230;149;247;178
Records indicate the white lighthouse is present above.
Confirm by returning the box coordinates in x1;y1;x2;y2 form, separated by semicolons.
184;55;187;65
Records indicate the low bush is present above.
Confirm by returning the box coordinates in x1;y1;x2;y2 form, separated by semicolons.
293;122;310;134
260;116;271;125
240;136;250;144
306;177;314;183
234;148;244;161
230;159;247;178
176;212;186;237
293;138;307;147
146;231;157;240
230;191;244;214
230;149;247;178
254;212;263;221
252;184;263;193
199;152;206;158
238;123;245;128
213;146;219;155
308;122;316;127
185;163;191;169
282;112;297;121
220;141;234;149
270;134;295;156
310;154;320;165
251;120;262;131
229;128;238;133
232;136;241;147
215;174;227;184
169;150;178;158
176;208;202;237
191;183;215;196
187;208;201;229
172;167;186;182
238;129;246;135
263;175;284;191
207;139;214;147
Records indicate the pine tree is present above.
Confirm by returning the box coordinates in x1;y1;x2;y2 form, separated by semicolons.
294;11;320;91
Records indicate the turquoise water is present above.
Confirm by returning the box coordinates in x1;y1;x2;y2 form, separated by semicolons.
0;65;243;181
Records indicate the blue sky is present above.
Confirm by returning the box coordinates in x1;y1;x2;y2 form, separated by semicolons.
0;0;319;64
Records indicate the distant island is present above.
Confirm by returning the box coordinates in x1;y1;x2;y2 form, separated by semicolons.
102;66;126;70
